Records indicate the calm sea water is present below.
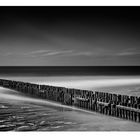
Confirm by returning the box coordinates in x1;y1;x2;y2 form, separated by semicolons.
1;75;140;131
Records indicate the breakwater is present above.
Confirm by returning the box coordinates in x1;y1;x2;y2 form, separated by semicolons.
0;79;140;123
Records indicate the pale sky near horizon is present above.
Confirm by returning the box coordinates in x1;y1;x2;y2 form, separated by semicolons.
0;7;140;66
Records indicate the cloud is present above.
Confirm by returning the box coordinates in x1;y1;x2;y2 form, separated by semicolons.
28;50;51;54
40;50;97;57
22;49;94;57
22;50;51;57
68;51;93;56
114;48;140;56
0;49;117;58
41;50;74;56
116;52;136;56
2;47;140;59
2;49;93;58
115;50;140;56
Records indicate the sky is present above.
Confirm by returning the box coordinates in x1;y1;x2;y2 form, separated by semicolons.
0;6;140;66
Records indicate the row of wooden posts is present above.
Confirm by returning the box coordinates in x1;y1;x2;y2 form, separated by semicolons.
0;78;140;123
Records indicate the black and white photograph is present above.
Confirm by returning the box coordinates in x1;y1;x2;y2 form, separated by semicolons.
1;5;140;132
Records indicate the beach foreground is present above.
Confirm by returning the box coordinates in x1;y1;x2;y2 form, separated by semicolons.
1;87;140;131
1;76;140;131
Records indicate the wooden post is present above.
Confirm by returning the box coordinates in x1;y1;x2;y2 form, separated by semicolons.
134;111;137;122
102;104;105;114
108;104;111;116
138;112;140;122
124;109;127;119
104;105;108;115
116;107;119;117
119;108;122;118
130;111;133;121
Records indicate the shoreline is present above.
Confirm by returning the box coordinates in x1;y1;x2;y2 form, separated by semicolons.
0;78;140;124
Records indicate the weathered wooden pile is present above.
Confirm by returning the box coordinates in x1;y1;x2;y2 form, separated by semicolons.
0;78;140;123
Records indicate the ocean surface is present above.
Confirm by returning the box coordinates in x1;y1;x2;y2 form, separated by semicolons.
1;76;140;131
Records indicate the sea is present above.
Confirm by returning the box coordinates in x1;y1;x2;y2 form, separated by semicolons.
0;66;140;131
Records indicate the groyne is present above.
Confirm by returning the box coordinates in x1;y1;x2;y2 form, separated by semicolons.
0;78;140;123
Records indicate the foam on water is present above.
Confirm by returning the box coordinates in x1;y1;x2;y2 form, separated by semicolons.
38;77;140;90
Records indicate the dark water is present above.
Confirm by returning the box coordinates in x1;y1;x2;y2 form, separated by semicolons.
0;66;140;76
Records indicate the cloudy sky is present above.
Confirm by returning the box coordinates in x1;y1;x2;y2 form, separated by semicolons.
0;7;140;66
